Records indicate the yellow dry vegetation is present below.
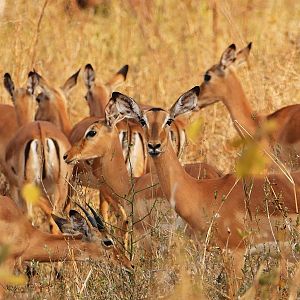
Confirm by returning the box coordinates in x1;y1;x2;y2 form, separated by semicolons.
0;0;299;299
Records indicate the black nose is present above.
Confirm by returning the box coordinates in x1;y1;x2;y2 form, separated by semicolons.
148;143;161;150
63;153;68;161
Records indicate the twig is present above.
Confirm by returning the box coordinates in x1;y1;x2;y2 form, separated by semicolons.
79;267;93;295
30;0;48;68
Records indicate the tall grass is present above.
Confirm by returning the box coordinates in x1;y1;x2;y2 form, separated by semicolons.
0;0;300;298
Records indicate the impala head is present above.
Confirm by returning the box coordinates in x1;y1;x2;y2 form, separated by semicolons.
3;72;38;125
84;63;129;117
64;117;115;164
108;87;200;157
197;42;252;108
33;69;80;126
52;203;134;271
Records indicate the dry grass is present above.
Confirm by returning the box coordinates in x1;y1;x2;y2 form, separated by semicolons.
0;0;300;299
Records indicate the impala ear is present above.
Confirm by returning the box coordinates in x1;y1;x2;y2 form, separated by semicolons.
169;86;200;119
106;64;129;90
69;209;91;238
105;97;123;127
112;92;146;126
61;69;80;94
234;42;252;67
4;73;15;97
27;71;41;95
84;64;95;90
30;71;52;95
220;44;237;68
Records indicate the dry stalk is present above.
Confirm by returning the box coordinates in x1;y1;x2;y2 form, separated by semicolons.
30;0;48;68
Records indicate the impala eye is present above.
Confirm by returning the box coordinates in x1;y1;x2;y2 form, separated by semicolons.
86;130;97;139
166;119;173;126
204;74;211;82
102;238;114;248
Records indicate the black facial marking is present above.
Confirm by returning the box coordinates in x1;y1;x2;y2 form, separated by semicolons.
139;118;146;127
149;107;164;112
166;119;173;126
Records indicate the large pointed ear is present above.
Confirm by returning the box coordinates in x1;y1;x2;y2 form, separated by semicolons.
3;73;15;97
110;92;146;126
219;44;236;69
61;69;80;94
106;64;129;90
234;42;252;66
69;209;91;238
27;71;41;95
51;213;82;236
84;64;95;90
169;86;200;119
30;70;51;95
105;97;125;127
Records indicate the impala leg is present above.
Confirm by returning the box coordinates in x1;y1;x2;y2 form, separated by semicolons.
99;191;109;223
222;248;245;298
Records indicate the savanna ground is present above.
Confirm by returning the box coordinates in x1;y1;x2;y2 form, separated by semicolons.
0;0;300;299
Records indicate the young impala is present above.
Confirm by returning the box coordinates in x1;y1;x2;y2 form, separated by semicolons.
197;43;300;168
111;88;300;277
0;195;133;298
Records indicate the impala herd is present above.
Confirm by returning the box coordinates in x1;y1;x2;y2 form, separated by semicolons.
0;43;299;296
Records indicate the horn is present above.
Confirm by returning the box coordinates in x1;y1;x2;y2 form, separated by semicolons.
86;203;106;232
75;202;98;228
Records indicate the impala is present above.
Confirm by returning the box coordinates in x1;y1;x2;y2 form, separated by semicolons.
0;72;38;178
196;43;300;167
63;98;222;248
110;88;300;276
0;195;133;298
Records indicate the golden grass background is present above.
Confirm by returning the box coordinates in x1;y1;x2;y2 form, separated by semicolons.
0;0;298;173
0;0;299;298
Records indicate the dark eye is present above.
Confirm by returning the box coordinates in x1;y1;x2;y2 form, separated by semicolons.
102;239;114;247
139;118;146;127
166;119;173;126
204;74;211;82
86;130;97;138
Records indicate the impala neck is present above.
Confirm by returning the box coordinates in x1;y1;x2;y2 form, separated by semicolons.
22;231;100;262
222;72;261;137
55;101;72;137
89;87;109;118
15;99;36;127
93;130;132;198
151;141;191;201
